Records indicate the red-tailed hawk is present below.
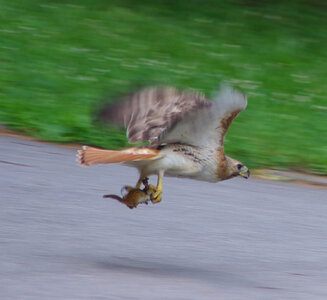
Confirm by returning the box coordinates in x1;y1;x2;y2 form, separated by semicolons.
77;86;249;208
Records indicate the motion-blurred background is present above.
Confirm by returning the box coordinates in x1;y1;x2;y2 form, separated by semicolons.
1;0;326;174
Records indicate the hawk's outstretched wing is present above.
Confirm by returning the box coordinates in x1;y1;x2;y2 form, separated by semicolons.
160;86;247;148
99;86;209;144
99;86;247;148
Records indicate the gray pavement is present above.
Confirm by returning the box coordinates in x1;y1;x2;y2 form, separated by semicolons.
1;135;327;299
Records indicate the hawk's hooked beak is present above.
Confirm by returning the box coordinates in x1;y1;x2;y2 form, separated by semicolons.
239;166;250;179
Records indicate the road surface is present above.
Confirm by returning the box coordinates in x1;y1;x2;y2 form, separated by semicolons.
1;135;326;299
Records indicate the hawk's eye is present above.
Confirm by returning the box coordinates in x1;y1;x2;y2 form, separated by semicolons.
237;164;243;170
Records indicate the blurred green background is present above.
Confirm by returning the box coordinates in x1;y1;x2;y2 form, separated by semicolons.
0;0;326;174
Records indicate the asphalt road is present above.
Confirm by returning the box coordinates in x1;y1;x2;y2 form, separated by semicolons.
1;135;327;300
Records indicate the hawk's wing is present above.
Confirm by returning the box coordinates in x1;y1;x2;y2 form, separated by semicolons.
99;86;210;144
99;86;247;148
160;86;247;148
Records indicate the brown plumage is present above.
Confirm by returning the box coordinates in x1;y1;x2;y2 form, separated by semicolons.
99;87;210;144
78;85;250;207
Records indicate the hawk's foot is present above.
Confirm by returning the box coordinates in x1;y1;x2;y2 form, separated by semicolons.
141;178;161;203
150;186;162;204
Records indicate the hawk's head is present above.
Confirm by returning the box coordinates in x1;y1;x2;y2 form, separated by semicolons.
228;158;250;179
236;162;250;179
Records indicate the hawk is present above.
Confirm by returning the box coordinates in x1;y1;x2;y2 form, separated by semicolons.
77;86;250;208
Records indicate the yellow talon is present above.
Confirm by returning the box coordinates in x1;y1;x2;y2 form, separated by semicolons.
144;184;161;203
151;190;162;203
150;171;163;204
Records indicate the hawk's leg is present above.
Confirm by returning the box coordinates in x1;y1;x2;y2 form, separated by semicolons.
122;174;147;193
151;170;164;204
135;176;145;189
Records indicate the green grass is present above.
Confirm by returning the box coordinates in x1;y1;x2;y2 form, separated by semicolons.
1;0;327;174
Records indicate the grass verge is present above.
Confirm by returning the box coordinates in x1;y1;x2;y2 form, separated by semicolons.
1;0;326;173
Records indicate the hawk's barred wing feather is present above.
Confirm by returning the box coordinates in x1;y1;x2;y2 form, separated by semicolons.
99;85;247;148
99;87;210;144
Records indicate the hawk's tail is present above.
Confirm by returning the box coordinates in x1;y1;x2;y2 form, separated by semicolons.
77;146;159;166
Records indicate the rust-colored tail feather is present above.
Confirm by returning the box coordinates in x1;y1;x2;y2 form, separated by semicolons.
77;146;159;166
